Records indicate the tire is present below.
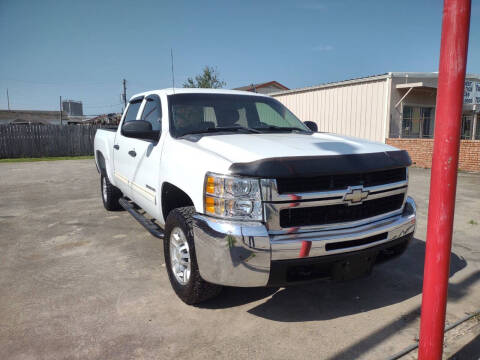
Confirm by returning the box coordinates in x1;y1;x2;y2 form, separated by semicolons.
100;174;122;211
164;206;222;304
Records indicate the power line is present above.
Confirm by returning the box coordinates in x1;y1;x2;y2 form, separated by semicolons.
84;102;123;109
0;78;115;86
1;101;122;110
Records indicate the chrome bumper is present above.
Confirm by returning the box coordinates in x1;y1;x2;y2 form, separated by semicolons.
193;196;416;287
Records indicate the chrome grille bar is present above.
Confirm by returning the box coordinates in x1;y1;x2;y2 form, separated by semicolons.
261;168;409;234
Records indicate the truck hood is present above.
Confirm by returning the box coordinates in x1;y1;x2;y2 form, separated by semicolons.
193;132;398;164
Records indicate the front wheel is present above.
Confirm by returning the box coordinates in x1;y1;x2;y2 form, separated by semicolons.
164;207;222;304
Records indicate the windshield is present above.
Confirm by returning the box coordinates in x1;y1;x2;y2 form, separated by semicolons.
168;93;311;137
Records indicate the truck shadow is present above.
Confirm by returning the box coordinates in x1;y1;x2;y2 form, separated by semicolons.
199;238;469;322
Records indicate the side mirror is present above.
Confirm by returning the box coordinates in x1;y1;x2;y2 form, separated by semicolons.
304;121;318;132
122;120;159;141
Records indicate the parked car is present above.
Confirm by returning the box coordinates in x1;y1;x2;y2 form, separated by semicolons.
94;88;416;304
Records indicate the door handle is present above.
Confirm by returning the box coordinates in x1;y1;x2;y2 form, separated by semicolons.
113;144;119;150
128;150;137;157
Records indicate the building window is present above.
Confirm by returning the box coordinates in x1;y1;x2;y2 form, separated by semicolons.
402;106;434;138
476;115;480;140
461;115;473;139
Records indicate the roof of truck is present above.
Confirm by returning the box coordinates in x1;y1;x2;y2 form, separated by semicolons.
129;88;271;101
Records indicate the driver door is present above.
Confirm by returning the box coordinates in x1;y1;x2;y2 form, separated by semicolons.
128;95;164;217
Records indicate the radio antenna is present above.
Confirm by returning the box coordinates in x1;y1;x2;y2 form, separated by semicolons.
170;48;175;94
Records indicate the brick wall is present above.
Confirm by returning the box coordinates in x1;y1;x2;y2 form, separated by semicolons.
386;138;480;172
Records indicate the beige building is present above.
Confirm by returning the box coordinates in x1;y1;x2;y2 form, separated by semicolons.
271;72;480;172
272;72;479;142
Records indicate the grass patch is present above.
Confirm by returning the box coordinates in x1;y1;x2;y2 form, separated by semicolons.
468;219;478;226
0;156;94;163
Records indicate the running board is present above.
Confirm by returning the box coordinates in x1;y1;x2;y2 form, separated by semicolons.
119;197;165;239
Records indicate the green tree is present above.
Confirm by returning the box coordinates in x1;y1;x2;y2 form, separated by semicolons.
183;66;226;88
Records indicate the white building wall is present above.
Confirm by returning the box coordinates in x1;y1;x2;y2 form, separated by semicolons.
273;78;389;143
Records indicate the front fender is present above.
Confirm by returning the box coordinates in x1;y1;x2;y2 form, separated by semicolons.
159;136;233;217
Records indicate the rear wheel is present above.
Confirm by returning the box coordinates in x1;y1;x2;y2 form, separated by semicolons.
164;207;222;304
101;174;122;211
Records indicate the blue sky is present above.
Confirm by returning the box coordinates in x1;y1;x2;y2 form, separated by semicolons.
1;0;479;115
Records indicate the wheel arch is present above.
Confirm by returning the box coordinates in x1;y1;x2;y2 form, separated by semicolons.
161;182;195;221
96;150;107;176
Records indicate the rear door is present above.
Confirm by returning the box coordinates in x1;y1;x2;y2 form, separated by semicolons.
113;97;144;197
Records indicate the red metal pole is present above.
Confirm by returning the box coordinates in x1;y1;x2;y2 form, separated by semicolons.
418;0;471;359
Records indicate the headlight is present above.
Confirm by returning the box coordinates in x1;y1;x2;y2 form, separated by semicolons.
204;172;263;221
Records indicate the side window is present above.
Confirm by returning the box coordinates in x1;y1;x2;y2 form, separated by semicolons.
141;97;162;131
123;100;142;124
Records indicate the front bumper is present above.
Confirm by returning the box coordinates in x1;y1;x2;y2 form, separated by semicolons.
193;196;416;287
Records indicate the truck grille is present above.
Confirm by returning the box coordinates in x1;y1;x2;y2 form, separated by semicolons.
279;194;405;228
276;168;406;194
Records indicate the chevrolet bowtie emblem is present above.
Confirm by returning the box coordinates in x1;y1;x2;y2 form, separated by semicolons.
343;186;369;205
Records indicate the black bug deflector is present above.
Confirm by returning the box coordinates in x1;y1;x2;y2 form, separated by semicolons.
228;150;412;178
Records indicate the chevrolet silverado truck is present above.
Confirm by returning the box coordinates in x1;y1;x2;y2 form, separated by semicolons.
94;88;416;304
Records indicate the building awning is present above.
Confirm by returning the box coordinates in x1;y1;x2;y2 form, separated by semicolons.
396;82;437;90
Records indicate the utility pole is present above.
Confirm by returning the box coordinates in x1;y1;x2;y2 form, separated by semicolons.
6;89;10;110
59;96;63;125
122;79;127;110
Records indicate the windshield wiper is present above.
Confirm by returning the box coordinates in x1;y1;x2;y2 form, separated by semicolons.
253;125;312;133
185;126;261;135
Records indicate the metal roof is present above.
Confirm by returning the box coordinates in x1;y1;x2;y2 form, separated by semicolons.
270;72;480;97
269;73;390;96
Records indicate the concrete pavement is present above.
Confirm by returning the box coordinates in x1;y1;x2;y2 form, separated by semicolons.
0;160;479;359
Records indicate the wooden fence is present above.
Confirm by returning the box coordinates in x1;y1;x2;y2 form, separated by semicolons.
0;125;116;158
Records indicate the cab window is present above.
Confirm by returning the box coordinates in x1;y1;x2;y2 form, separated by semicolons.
123;100;142;123
141;97;162;131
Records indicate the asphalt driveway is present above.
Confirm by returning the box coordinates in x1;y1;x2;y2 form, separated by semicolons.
0;160;479;359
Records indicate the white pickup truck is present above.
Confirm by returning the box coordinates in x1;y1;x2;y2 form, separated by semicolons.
94;88;416;304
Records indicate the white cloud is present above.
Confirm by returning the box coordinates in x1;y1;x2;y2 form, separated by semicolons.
312;45;334;52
